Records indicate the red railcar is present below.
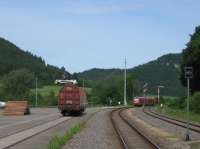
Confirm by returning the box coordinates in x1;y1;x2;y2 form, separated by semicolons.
58;83;87;116
133;97;156;106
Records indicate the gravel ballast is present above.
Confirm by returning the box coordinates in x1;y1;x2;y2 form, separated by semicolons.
63;109;122;149
133;108;200;141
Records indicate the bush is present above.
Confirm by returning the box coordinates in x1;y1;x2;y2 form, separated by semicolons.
26;89;58;107
160;96;186;109
47;90;57;106
190;92;200;113
0;69;34;100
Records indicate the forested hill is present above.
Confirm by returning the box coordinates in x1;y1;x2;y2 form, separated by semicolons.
130;53;185;96
78;53;186;96
78;68;122;82
0;37;69;85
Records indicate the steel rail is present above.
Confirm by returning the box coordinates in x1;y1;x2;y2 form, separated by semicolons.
110;108;160;149
144;108;200;134
110;108;129;149
150;109;200;128
0;114;62;139
0;117;72;149
119;108;160;149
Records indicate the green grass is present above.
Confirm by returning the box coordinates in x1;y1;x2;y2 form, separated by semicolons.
48;123;84;149
84;87;92;94
156;106;200;124
47;110;99;149
31;85;92;97
31;85;62;96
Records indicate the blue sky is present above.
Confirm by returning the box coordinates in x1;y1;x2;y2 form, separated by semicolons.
0;0;200;73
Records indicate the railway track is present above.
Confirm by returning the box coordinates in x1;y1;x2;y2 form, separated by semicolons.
110;108;160;149
144;108;200;134
0;113;61;139
0;116;71;149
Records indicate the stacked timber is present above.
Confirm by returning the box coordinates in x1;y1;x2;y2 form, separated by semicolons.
4;101;30;116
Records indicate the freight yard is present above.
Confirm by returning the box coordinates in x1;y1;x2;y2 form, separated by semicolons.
0;82;198;149
1;1;200;149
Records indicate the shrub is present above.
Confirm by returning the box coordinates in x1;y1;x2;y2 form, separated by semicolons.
190;92;200;113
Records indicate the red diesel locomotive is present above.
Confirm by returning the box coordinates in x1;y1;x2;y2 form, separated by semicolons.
58;83;87;116
133;97;156;106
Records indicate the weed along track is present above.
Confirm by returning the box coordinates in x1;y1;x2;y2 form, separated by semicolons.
110;108;160;149
48;109;100;149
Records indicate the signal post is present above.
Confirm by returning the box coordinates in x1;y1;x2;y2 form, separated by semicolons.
184;66;193;141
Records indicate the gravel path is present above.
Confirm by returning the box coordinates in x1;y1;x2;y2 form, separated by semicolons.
132;108;200;141
63;109;122;149
8;107;100;149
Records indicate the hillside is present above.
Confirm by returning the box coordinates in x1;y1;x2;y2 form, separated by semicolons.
130;53;185;96
78;53;186;96
0;37;69;85
0;37;186;96
78;68;122;82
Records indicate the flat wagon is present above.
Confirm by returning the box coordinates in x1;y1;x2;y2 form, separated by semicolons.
58;83;87;116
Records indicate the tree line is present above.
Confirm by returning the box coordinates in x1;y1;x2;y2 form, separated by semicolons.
0;37;71;101
162;26;200;113
1;25;200;108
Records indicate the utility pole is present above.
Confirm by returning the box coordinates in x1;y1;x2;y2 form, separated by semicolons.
143;83;148;110
157;86;164;105
184;67;193;141
35;77;38;107
186;77;190;140
82;79;85;90
124;58;127;106
132;82;135;99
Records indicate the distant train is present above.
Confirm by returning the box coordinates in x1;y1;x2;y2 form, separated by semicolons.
58;83;87;116
133;97;157;106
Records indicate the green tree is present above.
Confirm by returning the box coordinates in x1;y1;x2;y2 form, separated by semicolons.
88;73;141;105
0;37;70;86
47;90;57;106
1;69;34;100
190;92;200;113
180;26;200;93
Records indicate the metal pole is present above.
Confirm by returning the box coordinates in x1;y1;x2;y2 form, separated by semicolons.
143;91;145;109
142;83;148;110
124;58;127;106
157;86;164;105
35;77;38;107
132;82;135;99
83;79;85;90
186;78;190;141
158;87;160;105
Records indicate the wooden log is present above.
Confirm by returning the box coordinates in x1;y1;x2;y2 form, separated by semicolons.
4;101;30;116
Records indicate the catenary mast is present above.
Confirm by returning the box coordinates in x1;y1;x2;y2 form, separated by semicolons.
124;58;127;106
